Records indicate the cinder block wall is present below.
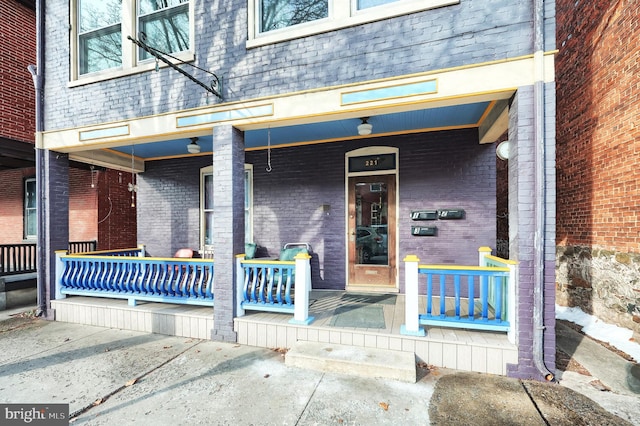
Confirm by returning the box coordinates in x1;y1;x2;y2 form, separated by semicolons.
556;0;640;332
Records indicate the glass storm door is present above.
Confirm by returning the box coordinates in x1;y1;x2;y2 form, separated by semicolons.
348;174;396;287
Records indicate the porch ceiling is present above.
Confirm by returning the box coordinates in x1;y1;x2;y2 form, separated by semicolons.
105;101;501;161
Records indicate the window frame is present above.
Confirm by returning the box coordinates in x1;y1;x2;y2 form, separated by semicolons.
24;177;37;240
247;0;459;48
70;0;195;85
200;164;254;252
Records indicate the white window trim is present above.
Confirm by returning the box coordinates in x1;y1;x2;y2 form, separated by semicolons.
24;178;37;240
200;164;253;251
247;0;459;48
69;0;195;85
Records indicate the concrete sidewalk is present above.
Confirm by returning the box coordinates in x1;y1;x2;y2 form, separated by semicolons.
0;306;638;425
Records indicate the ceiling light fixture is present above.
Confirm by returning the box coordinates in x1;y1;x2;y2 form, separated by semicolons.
357;117;372;136
187;137;201;154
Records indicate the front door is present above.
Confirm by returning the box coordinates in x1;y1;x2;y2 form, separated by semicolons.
348;174;396;288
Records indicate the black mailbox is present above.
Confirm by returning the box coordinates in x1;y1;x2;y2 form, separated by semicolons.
411;210;438;220
438;209;465;220
411;226;437;236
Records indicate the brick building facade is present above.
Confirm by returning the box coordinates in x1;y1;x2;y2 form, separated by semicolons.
556;0;640;333
39;0;557;379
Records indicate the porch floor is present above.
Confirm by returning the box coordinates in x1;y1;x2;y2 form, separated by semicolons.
51;290;517;375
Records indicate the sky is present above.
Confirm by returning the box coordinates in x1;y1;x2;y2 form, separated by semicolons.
556;305;640;363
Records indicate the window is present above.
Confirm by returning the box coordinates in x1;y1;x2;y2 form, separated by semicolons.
138;0;190;61
357;0;398;9
24;178;36;240
72;0;193;82
248;0;459;47
259;0;328;32
78;0;122;74
200;165;253;251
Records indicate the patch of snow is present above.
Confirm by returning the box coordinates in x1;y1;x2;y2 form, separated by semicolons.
556;305;640;363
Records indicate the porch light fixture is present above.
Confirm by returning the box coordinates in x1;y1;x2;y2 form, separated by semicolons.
496;141;509;160
187;137;201;154
357;117;372;136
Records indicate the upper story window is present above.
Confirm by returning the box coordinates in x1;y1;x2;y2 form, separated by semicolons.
249;0;459;47
357;0;399;9
138;0;190;61
72;0;193;84
260;0;328;32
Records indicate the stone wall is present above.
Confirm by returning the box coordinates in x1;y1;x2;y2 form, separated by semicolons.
557;246;640;333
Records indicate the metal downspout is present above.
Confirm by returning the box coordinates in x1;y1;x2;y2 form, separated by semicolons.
28;0;47;318
533;0;554;381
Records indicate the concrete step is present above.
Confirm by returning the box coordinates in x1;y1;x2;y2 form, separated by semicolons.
285;341;416;383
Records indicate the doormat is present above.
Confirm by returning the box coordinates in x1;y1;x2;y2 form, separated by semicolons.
329;305;386;329
340;293;397;305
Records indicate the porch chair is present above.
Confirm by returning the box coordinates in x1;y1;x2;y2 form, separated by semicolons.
278;242;311;261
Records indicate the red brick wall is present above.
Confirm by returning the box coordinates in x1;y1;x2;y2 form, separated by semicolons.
69;168;98;242
0;168;35;243
97;169;137;250
556;0;640;252
0;0;36;143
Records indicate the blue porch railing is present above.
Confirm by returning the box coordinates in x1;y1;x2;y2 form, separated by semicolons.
55;247;214;307
402;247;517;344
236;253;314;325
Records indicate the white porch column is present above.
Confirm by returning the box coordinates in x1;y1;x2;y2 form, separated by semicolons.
478;246;492;266
290;253;314;325
401;254;425;336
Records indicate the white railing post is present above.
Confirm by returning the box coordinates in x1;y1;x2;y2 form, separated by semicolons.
401;254;425;336
236;255;246;318
507;261;517;344
138;244;146;257
54;250;66;300
289;253;314;325
478;246;491;267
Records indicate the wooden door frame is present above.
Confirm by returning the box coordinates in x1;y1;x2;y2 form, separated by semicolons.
345;146;399;292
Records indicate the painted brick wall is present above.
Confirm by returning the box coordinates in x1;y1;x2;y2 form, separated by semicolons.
43;1;537;129
138;129;495;291
556;0;640;331
506;85;557;380
0;0;36;143
137;156;213;257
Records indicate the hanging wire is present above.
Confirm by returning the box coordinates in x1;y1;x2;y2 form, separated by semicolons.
266;127;272;173
128;145;138;207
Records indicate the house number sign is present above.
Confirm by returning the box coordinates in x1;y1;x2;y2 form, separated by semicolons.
348;153;396;173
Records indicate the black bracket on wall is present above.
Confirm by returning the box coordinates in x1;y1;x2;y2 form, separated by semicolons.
128;34;223;100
